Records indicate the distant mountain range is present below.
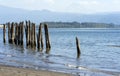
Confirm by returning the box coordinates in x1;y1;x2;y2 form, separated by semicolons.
0;5;120;25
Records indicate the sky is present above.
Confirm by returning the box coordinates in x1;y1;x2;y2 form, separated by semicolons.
0;0;120;14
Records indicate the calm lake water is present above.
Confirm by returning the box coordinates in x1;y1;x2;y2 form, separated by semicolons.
0;28;120;76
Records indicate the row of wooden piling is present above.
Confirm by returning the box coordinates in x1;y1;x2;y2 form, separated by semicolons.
3;21;51;53
25;21;37;48
3;21;80;58
7;22;24;45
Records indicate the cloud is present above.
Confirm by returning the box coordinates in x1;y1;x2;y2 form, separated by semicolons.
44;0;55;4
67;0;120;13
0;0;120;13
78;1;98;5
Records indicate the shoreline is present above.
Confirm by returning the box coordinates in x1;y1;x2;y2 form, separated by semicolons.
0;65;74;76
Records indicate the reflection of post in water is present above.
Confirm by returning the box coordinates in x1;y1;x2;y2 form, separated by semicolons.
76;37;81;58
3;24;6;43
37;23;44;51
44;23;51;54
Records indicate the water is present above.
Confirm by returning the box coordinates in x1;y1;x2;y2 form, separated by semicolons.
0;28;120;76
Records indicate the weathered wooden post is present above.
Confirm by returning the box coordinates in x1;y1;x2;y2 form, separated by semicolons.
76;37;81;58
3;24;6;43
33;23;36;48
25;21;29;46
30;23;36;49
30;23;34;48
8;22;11;43
20;22;24;45
44;23;51;54
37;23;44;51
18;23;21;45
11;22;15;44
14;23;18;45
28;21;31;46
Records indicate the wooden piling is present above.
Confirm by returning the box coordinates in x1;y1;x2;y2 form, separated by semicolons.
30;23;34;48
37;23;44;51
11;22;15;44
25;21;27;37
18;23;21;45
20;22;24;45
8;22;11;43
44;23;51;54
76;37;81;58
3;24;6;43
25;21;30;46
30;23;36;49
14;23;18;45
33;23;36;48
28;21;31;46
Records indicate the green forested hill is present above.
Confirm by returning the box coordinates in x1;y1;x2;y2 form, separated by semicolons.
43;22;119;28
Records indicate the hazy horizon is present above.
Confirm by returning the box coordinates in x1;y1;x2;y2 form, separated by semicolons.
0;0;120;14
1;0;120;24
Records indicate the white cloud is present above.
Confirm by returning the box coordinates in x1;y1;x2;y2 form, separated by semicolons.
77;0;99;5
67;0;120;13
44;0;55;4
0;0;120;13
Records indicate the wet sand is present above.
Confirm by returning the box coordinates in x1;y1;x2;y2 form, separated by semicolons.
0;65;74;76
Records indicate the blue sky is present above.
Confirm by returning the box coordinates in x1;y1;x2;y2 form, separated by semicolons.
0;0;120;14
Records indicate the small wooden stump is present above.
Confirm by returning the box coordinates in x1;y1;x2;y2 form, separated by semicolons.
44;23;51;54
76;37;81;58
3;24;6;43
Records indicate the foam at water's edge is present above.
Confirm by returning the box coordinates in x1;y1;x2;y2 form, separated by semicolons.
66;64;120;76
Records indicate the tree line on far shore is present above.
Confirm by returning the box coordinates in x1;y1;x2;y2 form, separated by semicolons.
41;22;119;28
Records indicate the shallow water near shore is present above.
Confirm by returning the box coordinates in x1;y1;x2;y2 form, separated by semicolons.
0;28;120;76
